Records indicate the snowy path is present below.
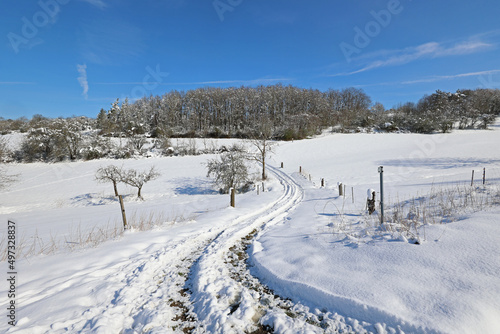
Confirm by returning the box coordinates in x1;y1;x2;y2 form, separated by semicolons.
3;165;306;334
188;166;305;333
84;165;307;333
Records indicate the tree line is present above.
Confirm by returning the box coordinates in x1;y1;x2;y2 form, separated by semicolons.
0;84;499;163
94;85;500;138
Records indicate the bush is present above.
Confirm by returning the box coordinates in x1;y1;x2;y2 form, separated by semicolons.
206;145;249;194
81;134;114;160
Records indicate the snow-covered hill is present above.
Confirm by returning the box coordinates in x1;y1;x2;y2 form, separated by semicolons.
1;121;499;333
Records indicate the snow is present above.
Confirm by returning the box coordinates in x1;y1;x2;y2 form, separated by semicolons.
1;121;500;333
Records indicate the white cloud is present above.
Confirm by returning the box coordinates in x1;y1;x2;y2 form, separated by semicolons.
0;82;36;85
77;64;89;99
401;69;500;84
80;0;107;9
333;39;494;76
94;78;292;86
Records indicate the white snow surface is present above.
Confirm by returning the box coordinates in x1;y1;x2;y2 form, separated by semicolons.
1;122;500;333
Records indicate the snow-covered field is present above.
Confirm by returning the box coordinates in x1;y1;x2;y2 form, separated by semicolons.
1;123;500;333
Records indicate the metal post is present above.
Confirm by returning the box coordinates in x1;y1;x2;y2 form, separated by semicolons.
118;195;127;229
378;166;384;224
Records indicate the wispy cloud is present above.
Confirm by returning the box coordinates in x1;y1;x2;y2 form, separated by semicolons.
0;82;36;85
80;0;107;9
351;69;500;88
77;64;89;99
94;78;292;86
401;69;500;84
78;19;144;65
332;38;495;76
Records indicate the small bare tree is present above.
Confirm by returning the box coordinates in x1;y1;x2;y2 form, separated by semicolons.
0;137;10;162
127;135;148;153
249;120;276;180
122;166;160;199
206;145;249;194
95;165;124;196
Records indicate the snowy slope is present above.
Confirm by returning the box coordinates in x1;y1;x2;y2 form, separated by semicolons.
1;122;500;333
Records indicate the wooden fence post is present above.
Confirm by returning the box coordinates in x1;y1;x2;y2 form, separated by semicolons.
230;188;235;207
299;166;302;173
321;178;325;187
471;170;474;187
483;168;486;185
281;162;284;168
118;195;127;229
257;185;260;195
338;183;343;196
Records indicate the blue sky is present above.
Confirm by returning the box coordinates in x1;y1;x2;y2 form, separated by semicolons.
1;0;499;119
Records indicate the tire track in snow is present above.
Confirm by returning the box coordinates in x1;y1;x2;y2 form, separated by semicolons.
187;167;404;333
43;165;299;333
187;166;306;333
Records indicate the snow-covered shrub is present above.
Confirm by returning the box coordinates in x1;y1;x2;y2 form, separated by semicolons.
0;137;11;162
126;135;148;154
81;134;114;160
206;145;249;194
19;128;54;162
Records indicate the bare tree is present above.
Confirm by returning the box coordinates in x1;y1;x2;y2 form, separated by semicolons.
95;165;124;196
122;166;160;199
53;119;83;160
248;120;275;180
0;137;10;162
206;145;249;194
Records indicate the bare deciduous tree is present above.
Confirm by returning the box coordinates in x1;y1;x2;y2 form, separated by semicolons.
206;145;249;194
0;137;10;162
122;166;160;199
95;165;124;196
248;120;275;180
